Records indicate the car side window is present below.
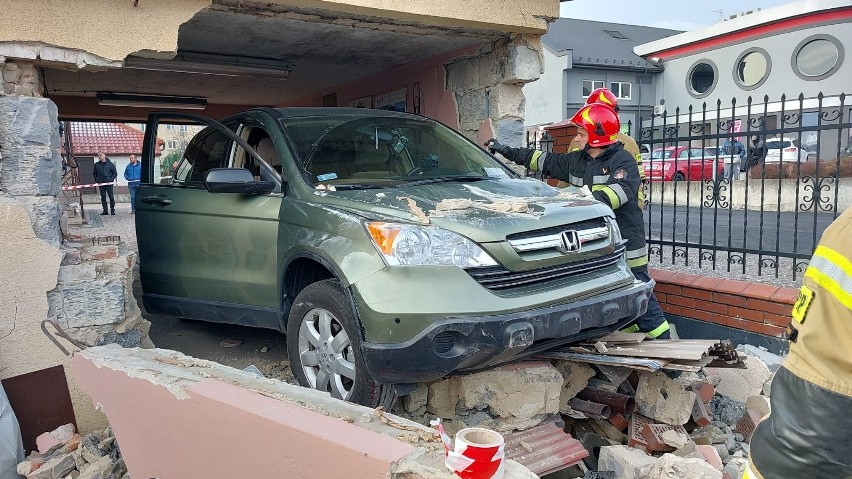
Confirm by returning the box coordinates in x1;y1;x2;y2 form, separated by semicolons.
173;127;234;185
231;123;283;193
678;149;690;158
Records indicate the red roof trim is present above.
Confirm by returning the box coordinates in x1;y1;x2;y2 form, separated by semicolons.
652;8;852;60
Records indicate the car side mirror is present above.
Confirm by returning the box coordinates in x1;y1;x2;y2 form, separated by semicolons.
204;168;276;195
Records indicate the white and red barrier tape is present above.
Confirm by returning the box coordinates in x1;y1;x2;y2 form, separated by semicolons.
62;181;131;191
431;419;505;479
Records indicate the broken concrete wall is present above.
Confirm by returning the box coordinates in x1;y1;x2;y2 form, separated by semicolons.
74;345;538;479
0;197;107;433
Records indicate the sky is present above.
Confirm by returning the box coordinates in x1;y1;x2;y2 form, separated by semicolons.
560;0;797;31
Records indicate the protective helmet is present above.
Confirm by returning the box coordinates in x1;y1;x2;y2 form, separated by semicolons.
585;88;619;111
570;104;621;147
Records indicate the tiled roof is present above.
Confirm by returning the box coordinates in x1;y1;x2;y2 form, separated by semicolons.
66;122;162;156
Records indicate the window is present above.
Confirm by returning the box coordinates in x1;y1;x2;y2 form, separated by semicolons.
686;59;718;99
610;82;632;100
166;124;175;130
793;34;843;80
582;80;605;97
734;48;771;90
166;140;178;149
174;127;234;184
178;125;188;132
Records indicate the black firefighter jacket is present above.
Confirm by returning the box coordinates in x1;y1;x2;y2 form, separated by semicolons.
500;143;648;270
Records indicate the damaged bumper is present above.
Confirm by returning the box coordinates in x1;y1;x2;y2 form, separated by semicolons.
360;279;654;384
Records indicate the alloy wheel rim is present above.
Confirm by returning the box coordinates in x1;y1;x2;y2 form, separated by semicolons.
297;308;356;400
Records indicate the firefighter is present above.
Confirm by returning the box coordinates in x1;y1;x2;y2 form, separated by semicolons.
486;104;670;339
575;88;647;206
745;206;852;479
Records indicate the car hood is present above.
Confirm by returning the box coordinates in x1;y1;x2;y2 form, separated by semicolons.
308;178;613;243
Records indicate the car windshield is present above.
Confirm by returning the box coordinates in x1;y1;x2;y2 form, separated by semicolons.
651;150;674;159
279;115;516;187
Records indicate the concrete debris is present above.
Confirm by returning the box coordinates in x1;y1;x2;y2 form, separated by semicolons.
709;396;746;427
18;426;126;479
735;345;784;373
648;453;723;479
635;372;697;426
219;339;242;348
660;429;689;449
704;356;771;403
598;445;656;479
555;361;596;414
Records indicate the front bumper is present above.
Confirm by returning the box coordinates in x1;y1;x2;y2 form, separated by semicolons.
360;279;653;384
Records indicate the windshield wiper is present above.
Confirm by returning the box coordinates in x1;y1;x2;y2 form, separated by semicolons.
400;175;488;187
315;184;388;191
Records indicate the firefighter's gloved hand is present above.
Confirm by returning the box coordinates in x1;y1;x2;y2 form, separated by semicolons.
484;139;511;158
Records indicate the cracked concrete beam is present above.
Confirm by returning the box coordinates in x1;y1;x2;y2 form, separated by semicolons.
0;0;211;63
75;345;539;478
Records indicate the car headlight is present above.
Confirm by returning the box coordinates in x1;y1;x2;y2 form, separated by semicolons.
366;222;498;267
606;217;623;245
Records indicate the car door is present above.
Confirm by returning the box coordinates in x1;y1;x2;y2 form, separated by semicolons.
136;112;285;330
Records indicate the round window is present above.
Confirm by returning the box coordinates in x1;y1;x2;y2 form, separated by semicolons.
792;35;843;80
735;50;770;88
687;60;717;98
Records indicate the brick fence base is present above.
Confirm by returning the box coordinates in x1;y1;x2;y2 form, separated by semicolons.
649;269;797;339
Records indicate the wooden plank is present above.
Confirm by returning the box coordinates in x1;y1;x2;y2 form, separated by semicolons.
569;340;720;361
536;351;668;372
594;332;647;344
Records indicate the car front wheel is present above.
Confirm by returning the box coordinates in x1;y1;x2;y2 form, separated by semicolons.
287;279;394;408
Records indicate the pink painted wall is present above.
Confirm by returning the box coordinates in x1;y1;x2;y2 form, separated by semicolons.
73;356;416;479
288;45;481;130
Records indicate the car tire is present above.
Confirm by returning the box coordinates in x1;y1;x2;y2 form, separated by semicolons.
287;279;394;408
674;172;686;181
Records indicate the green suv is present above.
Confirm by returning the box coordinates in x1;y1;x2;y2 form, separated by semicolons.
136;108;652;407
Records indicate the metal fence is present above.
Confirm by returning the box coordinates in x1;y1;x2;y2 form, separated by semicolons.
528;92;851;284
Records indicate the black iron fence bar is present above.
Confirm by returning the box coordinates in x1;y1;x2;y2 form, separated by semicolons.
637;121;852;146
646;239;814;260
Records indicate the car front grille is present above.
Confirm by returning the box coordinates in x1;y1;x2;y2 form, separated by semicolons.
505;217;609;254
466;244;626;291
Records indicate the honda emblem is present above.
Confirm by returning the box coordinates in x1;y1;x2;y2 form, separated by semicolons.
559;230;582;253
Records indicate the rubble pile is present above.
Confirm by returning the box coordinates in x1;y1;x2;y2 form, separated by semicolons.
16;424;127;479
397;338;782;479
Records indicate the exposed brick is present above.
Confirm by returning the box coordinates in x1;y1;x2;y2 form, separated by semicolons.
649;268;676;283
764;313;791;327
745;322;787;338
608;413;629;431
715;279;749;295
714;315;747;330
689;309;715;323
691;397;712;427
628;414;653;453
668;295;696;308
691;276;724;291
688;382;715;403
729;307;764;322
712;292;749;308
734;409;765;442
746;298;793;316
656;293;668;303
669;271;700;287
693;300;728;315
642;424;688;452
681;287;714;301
656;283;682;295
770;287;800;304
742;283;780;300
660;304;683;316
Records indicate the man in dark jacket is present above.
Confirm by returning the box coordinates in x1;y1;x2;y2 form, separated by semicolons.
93;152;117;215
741;135;767;173
486;104;670;339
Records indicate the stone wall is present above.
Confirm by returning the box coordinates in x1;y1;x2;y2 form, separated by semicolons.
446;35;542;149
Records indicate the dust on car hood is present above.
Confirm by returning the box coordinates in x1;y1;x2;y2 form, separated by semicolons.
312;178;613;243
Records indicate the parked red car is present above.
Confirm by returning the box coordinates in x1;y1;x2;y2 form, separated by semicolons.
644;146;724;181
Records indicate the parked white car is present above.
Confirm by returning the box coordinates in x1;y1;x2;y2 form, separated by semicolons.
765;137;811;163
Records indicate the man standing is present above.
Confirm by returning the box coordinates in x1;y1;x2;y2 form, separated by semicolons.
123;154;141;214
93;152;117;215
721;136;746;180
741;135;767;174
745;206;852;478
486;104;670;339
